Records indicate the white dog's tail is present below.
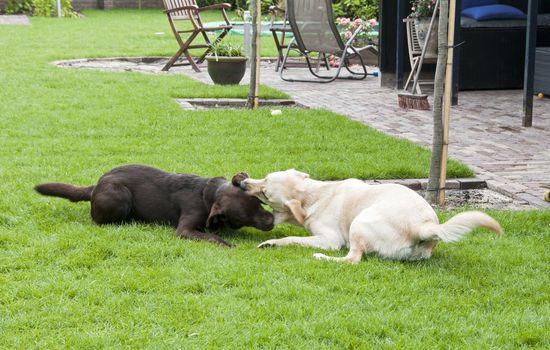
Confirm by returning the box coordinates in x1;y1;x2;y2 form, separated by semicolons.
417;211;502;243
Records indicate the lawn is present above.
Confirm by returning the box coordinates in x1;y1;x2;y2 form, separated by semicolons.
0;9;549;349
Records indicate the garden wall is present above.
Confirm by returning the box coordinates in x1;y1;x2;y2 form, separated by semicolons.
0;0;163;11
75;0;163;10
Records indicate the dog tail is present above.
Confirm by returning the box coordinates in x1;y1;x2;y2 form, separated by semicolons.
417;211;502;243
34;183;94;202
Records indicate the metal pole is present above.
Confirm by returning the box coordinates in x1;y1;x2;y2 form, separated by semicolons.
243;10;251;67
253;0;261;109
523;0;539;127
57;0;62;17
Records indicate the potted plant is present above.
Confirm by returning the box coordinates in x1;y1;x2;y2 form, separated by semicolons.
409;0;438;55
206;41;247;85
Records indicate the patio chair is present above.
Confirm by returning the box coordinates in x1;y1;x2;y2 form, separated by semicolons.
280;0;374;83
404;18;438;94
161;0;232;72
269;2;329;72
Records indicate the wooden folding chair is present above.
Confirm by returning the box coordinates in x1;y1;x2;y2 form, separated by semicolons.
161;0;232;72
404;18;438;94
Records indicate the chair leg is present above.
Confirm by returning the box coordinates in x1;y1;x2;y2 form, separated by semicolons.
164;31;201;72
163;46;186;71
272;31;284;72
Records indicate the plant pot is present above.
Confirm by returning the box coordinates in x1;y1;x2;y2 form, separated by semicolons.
414;17;438;56
206;57;248;85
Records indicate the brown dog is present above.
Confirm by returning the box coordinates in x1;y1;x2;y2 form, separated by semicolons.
35;165;274;246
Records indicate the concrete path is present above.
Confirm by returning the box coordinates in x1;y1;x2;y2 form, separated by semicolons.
54;57;550;207
0;15;30;25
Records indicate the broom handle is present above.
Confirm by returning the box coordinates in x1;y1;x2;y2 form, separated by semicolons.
411;0;440;93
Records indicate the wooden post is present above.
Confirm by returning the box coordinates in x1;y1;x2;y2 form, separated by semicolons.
437;0;457;206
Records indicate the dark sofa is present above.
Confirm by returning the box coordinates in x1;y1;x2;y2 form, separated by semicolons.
458;0;550;90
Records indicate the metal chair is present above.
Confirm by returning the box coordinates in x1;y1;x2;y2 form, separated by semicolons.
269;2;329;72
280;0;374;83
161;0;232;72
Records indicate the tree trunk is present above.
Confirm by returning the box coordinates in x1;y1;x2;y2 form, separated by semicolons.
426;0;449;204
247;0;259;108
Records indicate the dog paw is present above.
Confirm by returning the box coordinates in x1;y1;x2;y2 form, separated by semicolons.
257;240;276;248
313;253;327;260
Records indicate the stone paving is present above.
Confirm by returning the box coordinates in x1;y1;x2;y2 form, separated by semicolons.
53;57;550;207
0;15;30;25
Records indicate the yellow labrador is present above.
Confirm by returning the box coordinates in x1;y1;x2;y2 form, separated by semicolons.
239;169;502;263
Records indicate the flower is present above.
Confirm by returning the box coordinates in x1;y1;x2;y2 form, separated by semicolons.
409;0;436;18
335;16;378;46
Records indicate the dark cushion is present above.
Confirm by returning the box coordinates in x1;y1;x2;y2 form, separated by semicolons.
461;0;497;10
462;4;526;21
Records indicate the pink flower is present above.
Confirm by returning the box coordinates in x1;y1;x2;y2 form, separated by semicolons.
344;31;352;39
340;17;351;25
354;18;363;25
368;19;378;27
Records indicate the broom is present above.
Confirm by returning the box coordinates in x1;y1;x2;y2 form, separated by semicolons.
398;0;440;110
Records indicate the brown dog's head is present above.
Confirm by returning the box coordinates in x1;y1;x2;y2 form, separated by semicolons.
206;173;274;231
237;169;310;226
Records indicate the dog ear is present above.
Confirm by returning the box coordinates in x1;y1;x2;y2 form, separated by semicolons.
284;199;306;225
206;204;226;229
290;169;310;179
231;172;249;187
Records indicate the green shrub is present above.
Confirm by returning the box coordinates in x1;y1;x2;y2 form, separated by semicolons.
197;0;273;14
4;0;77;16
333;0;379;20
5;0;33;14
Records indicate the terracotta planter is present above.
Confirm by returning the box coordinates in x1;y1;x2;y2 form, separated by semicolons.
414;17;438;56
206;57;248;85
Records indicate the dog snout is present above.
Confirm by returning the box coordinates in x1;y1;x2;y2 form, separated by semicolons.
239;180;248;191
258;213;274;231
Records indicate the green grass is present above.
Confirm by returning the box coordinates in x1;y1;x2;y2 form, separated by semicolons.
0;9;548;349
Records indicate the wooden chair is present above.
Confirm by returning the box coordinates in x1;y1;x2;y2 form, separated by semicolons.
404;18;438;93
161;0;232;72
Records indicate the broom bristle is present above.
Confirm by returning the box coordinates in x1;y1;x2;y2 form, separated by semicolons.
397;92;430;110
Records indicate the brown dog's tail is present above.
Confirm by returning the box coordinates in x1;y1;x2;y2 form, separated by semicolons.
417;211;503;243
34;183;94;202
